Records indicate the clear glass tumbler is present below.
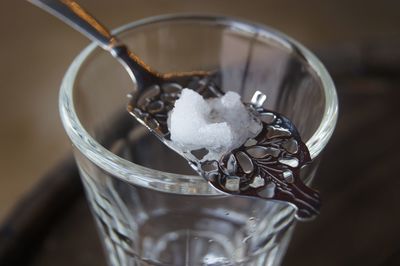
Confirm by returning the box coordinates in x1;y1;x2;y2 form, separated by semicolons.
59;15;337;266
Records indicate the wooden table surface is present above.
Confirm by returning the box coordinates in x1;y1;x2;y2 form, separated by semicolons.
1;42;400;266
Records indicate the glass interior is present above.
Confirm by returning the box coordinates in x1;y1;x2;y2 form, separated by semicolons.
76;141;298;265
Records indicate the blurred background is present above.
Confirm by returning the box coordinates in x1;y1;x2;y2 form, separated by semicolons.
0;0;400;265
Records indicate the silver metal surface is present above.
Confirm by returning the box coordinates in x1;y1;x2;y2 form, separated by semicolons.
28;0;160;88
250;90;267;108
28;0;117;50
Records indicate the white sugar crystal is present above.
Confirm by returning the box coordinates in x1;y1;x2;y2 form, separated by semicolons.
169;89;262;159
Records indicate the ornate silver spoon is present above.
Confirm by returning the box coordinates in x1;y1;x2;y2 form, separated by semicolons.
30;0;320;220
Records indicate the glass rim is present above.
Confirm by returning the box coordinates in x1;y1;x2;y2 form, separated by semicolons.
59;14;338;194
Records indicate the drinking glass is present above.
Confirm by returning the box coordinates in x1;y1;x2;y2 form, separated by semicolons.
59;15;337;266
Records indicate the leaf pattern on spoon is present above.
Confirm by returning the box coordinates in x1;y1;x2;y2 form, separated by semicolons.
128;74;320;221
200;107;320;220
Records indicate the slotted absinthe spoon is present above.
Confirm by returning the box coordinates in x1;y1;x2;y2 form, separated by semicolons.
30;0;320;220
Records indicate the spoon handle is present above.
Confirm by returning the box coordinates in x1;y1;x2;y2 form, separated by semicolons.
28;0;118;51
